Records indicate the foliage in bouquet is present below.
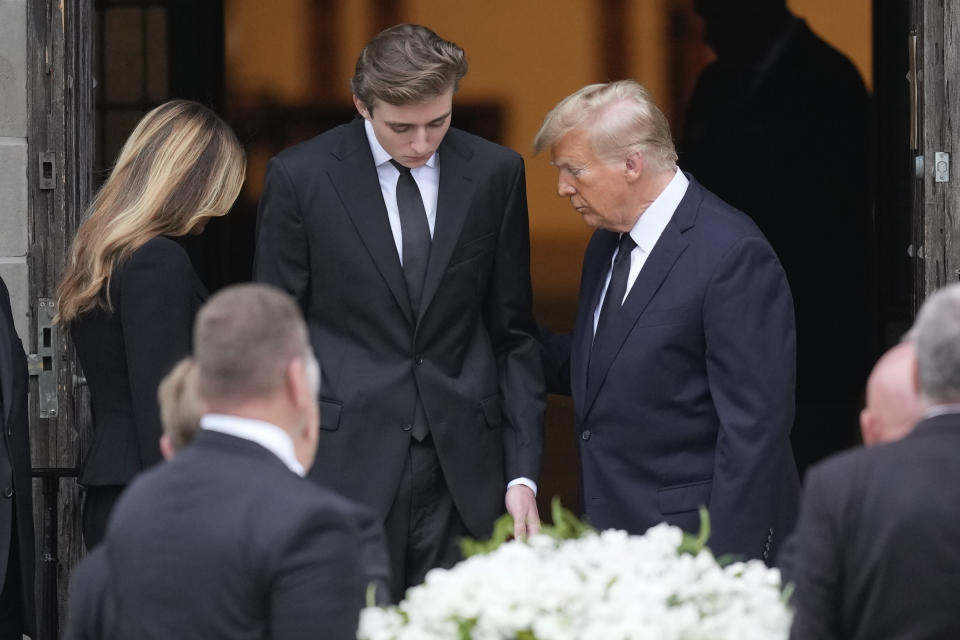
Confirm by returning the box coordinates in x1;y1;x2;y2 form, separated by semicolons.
358;499;793;640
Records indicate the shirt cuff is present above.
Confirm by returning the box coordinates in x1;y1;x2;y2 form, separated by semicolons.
507;477;538;496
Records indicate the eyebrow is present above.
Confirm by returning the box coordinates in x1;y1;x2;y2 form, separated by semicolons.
384;111;452;128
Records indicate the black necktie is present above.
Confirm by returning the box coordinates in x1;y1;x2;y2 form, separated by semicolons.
593;232;637;348
391;160;431;317
390;160;431;441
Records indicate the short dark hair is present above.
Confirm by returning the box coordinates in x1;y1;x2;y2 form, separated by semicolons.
350;24;467;112
193;284;308;403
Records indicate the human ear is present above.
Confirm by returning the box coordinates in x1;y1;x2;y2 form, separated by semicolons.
353;95;371;120
624;151;644;182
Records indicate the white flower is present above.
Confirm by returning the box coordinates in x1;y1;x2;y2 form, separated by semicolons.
357;521;793;640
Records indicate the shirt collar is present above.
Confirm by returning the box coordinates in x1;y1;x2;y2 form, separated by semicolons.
363;118;439;170
628;169;689;253
922;404;960;419
200;413;306;477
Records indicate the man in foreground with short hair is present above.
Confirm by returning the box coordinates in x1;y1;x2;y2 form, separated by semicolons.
790;283;960;639
536;80;799;563
65;283;378;639
255;24;545;598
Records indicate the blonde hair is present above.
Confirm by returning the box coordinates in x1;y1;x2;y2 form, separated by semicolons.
158;357;203;452
533;80;677;172
56;100;246;324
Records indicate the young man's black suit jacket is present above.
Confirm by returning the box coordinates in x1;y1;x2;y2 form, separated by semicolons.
542;175;799;562
0;277;35;636
74;430;372;640
254;119;546;538
790;413;960;640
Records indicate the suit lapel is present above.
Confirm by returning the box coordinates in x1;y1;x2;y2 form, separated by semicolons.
580;177;702;418
328;120;414;326
571;231;617;414
418;132;475;323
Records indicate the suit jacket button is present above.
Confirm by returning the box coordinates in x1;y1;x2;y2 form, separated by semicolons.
415;356;424;365
2;487;13;499
581;429;592;441
401;423;413;432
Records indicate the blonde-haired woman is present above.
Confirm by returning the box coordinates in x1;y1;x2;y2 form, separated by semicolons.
57;100;245;548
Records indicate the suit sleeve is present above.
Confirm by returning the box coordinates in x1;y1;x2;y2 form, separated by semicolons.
254;157;311;312
789;463;844;640
120;240;197;471
62;545;111;640
702;235;797;558
538;324;572;396
269;504;366;640
482;158;546;483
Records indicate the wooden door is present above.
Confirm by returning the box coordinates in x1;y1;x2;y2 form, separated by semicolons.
910;0;960;304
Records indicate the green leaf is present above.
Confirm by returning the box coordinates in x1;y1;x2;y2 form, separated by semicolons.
365;581;378;608
460;512;516;558
781;581;795;605
540;497;595;541
677;506;711;556
456;617;478;640
515;630;538;640
460;498;595;558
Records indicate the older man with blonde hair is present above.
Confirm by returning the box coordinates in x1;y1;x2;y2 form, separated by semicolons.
537;80;799;563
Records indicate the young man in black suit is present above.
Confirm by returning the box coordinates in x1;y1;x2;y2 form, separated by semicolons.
790;283;960;640
0;277;35;640
255;24;546;599
65;284;377;640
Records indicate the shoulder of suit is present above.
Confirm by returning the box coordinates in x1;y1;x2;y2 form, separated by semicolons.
682;176;769;245
272;121;360;167
445;127;522;164
127;236;191;267
119;236;195;288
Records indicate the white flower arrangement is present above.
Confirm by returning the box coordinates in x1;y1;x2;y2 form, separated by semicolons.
358;502;792;640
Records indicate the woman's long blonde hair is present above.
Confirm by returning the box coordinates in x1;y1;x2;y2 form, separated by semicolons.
56;100;246;325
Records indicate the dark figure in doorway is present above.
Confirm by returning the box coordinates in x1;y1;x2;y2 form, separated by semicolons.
681;0;872;475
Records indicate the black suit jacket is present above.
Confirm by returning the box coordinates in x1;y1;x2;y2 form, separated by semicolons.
542;175;799;562
0;277;35;635
790;413;960;640
74;430;371;640
71;236;206;486
254;119;546;537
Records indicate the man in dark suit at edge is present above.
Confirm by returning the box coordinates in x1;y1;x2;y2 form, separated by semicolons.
65;284;374;639
536;80;799;562
790;282;960;639
254;24;546;599
0;276;35;640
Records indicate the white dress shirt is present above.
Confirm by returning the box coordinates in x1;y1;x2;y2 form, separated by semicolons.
923;404;960;419
593;169;690;334
201;413;306;477
364;119;440;264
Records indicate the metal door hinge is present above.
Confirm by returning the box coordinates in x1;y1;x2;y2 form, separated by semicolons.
27;299;58;418
935;152;950;183
39;152;55;190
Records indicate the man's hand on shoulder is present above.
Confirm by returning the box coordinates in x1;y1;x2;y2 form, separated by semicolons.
505;485;541;540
